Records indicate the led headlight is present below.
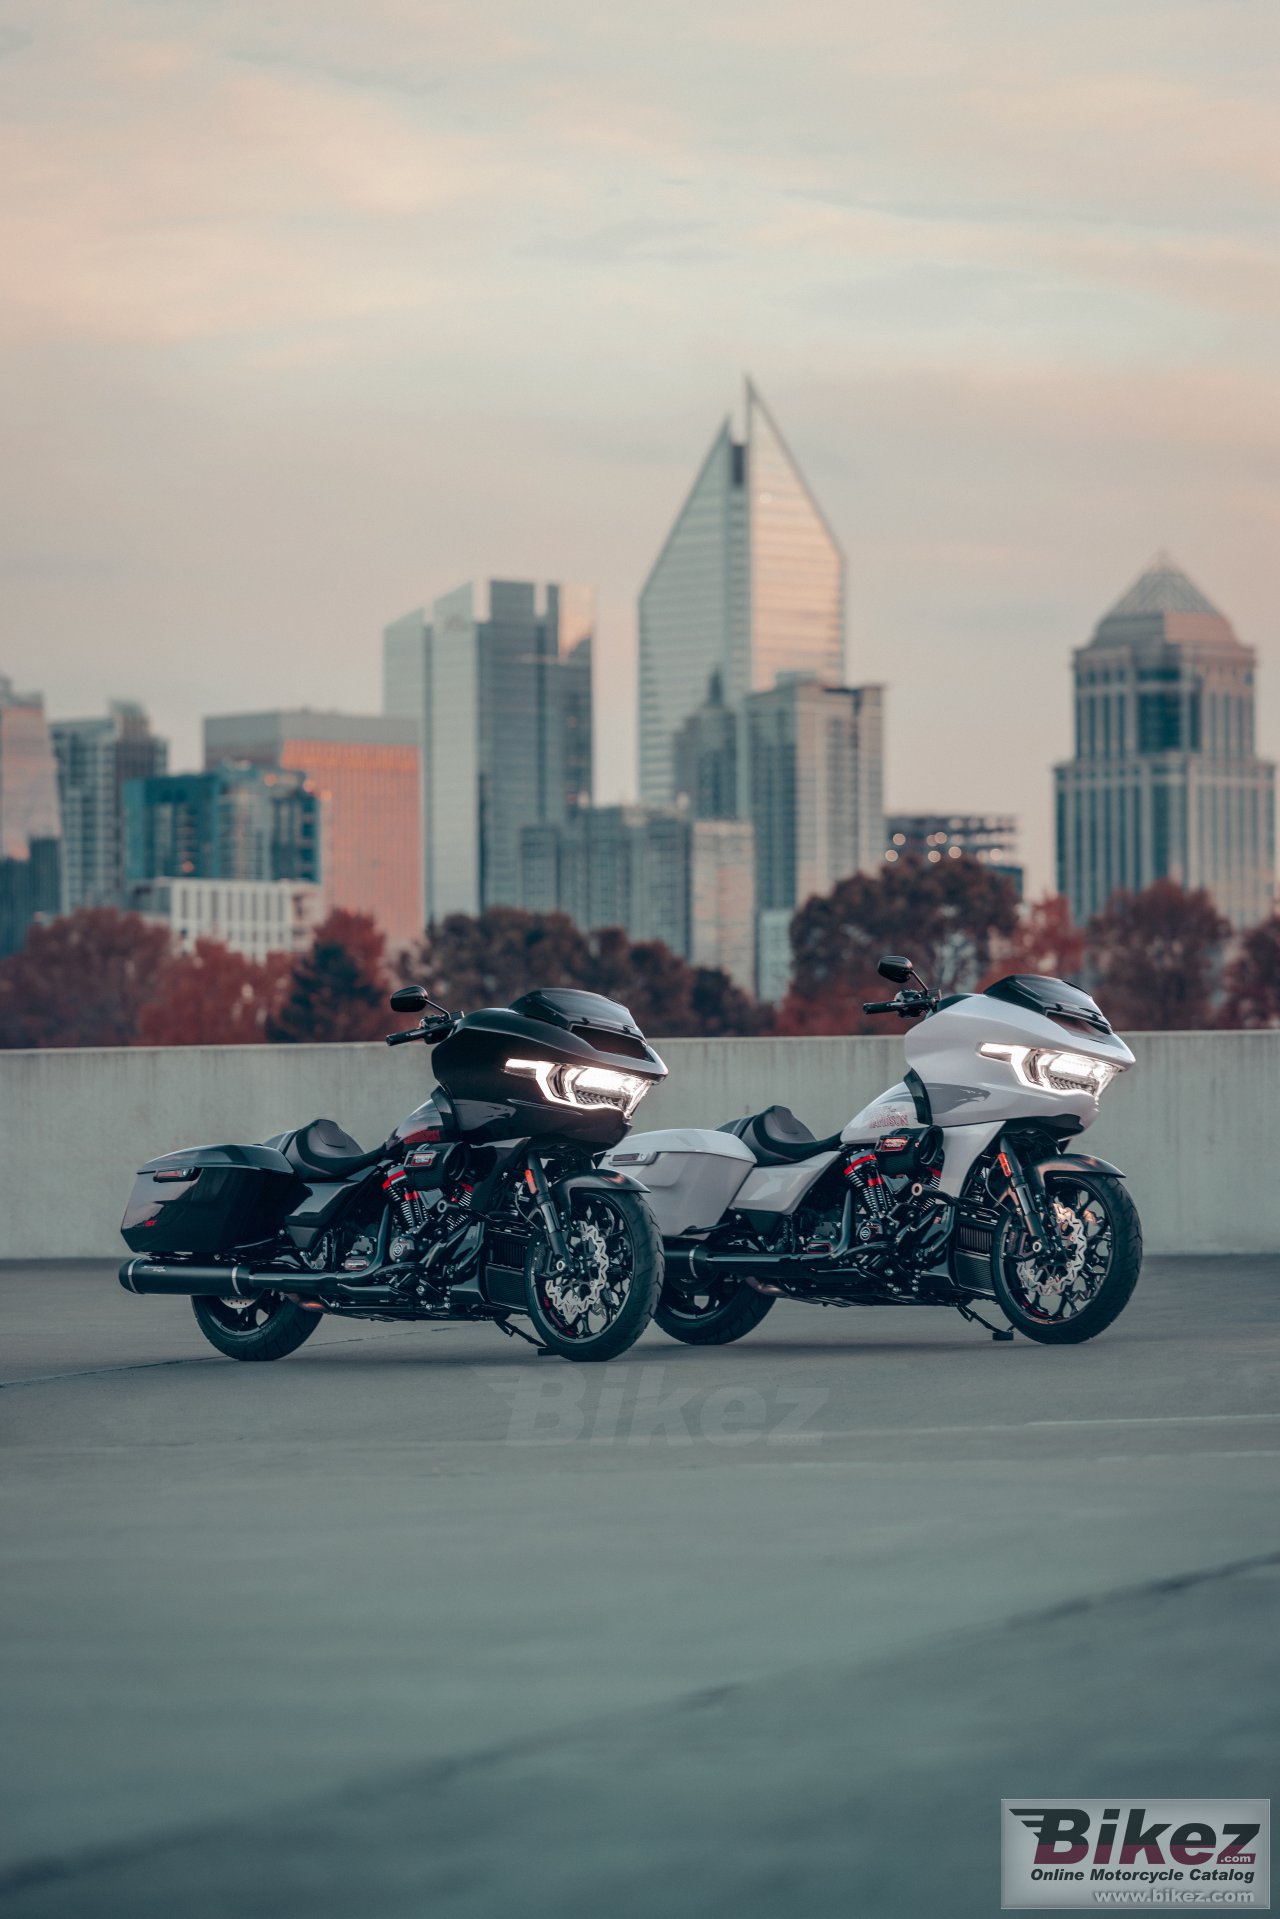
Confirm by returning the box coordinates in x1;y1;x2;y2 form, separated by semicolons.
506;1057;651;1117
979;1042;1120;1098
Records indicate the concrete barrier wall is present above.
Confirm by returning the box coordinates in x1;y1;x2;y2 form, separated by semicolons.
1;1031;1278;1259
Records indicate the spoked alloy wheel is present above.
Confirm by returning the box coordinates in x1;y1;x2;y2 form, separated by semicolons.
192;1291;322;1362
526;1189;662;1362
990;1170;1142;1345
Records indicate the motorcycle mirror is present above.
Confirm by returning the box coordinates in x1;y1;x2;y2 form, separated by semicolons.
389;985;430;1013
877;956;913;984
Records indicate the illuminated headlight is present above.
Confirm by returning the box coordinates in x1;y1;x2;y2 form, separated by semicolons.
979;1043;1120;1098
506;1058;651;1118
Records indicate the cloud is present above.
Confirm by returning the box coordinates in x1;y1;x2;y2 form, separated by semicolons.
1;0;1277;891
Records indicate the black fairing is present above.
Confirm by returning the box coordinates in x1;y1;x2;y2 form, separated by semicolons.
983;974;1112;1039
429;992;666;1148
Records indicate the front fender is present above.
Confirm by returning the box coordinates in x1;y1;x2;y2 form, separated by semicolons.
1031;1152;1126;1181
550;1169;650;1204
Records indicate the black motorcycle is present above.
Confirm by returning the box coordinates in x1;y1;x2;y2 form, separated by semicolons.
119;986;668;1362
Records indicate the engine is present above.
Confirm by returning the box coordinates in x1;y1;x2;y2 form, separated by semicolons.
839;1127;952;1288
383;1143;472;1265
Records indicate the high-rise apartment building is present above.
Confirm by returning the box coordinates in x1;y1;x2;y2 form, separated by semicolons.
0;677;61;955
384;581;593;921
124;764;321;892
1054;559;1275;928
742;679;884;914
53;702;168;911
638;381;845;805
203;712;422;948
520;806;757;993
691;819;757;994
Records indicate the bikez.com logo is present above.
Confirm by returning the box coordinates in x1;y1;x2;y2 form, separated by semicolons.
1001;1800;1269;1909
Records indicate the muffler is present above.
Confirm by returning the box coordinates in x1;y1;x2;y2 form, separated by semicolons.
118;1258;294;1297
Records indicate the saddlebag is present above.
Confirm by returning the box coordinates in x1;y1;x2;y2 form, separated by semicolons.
121;1144;303;1256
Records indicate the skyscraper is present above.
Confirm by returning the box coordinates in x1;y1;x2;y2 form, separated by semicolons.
0;677;61;955
53;702;168;911
384;581;594;921
124;764;321;890
204;712;421;947
743;678;884;1002
1054;558;1275;929
638;380;845;805
673;672;738;820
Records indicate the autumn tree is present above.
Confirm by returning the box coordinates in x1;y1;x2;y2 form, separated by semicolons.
0;908;173;1048
782;855;1019;1033
267;910;390;1043
982;894;1084;988
1219;917;1280;1028
138;938;292;1046
409;907;767;1036
1086;880;1229;1031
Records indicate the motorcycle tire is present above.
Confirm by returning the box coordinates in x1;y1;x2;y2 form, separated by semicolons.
525;1188;662;1362
990;1170;1143;1344
655;1280;775;1346
191;1293;323;1362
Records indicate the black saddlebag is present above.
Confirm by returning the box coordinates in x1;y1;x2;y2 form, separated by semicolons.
121;1144;303;1256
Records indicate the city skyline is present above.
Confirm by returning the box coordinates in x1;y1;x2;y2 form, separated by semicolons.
4;6;1277;898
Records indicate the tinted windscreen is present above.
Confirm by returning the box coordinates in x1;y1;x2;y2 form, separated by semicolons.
983;975;1112;1036
509;987;639;1033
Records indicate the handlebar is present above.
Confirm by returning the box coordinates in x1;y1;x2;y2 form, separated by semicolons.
862;990;939;1018
384;1015;452;1048
862;999;898;1014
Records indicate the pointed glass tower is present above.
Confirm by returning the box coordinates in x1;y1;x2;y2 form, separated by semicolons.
638;381;845;805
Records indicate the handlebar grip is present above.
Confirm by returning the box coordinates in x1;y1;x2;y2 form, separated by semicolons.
862;999;897;1014
385;1028;418;1046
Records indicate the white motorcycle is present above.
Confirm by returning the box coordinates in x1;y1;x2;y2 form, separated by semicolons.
604;958;1142;1346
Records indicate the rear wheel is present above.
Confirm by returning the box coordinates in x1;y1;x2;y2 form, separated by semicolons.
990;1171;1142;1344
655;1277;775;1346
526;1189;662;1362
192;1293;322;1362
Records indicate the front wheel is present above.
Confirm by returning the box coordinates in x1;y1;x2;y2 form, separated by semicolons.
192;1293;322;1362
526;1189;662;1361
990;1170;1143;1344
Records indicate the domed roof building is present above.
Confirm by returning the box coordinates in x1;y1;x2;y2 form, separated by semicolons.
1055;557;1274;928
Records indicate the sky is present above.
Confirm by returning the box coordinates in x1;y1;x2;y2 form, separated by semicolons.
2;0;1278;894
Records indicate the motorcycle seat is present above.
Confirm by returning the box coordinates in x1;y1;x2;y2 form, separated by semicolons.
287;1118;386;1181
718;1105;843;1167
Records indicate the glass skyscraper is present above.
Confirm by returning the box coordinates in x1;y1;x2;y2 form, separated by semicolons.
1055;558;1275;929
638;380;844;805
53;702;168;911
385;581;593;922
0;677;62;955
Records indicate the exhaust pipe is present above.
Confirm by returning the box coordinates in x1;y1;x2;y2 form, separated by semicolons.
118;1256;446;1315
118;1259;294;1297
666;1194;857;1290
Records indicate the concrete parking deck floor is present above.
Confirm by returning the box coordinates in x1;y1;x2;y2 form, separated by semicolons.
1;1256;1276;1917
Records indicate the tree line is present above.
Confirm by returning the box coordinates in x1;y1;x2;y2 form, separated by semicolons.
1;857;1278;1047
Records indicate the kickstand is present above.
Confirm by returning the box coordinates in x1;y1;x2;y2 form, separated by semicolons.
495;1316;555;1356
956;1301;1015;1342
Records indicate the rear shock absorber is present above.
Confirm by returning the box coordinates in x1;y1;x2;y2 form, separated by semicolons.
843;1150;888;1228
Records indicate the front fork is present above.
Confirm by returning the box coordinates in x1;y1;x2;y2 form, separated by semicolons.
524;1152;572;1272
997;1141;1069;1277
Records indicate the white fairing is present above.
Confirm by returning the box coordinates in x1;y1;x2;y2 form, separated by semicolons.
617;980;1134;1234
